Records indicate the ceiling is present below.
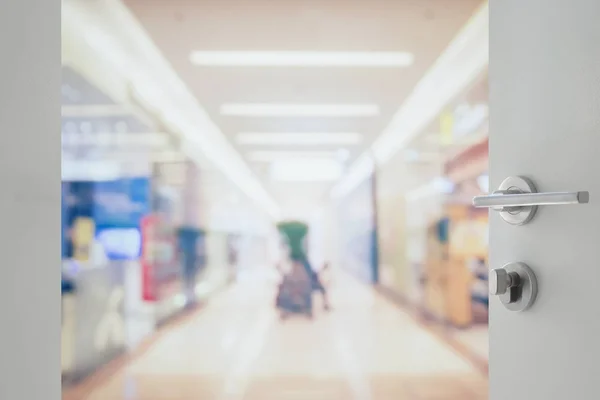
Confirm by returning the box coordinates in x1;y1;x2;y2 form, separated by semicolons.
119;0;484;218
61;66;175;180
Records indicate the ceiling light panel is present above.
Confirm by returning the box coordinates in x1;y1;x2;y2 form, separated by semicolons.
269;159;343;182
236;132;362;146
247;150;339;162
220;103;380;117
189;51;414;67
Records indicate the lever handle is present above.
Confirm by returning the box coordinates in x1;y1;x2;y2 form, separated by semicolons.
473;190;589;209
472;176;589;225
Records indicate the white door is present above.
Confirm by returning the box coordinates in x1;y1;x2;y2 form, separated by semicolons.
488;1;600;399
2;0;60;397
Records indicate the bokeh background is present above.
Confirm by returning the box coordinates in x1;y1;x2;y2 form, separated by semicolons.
61;1;490;398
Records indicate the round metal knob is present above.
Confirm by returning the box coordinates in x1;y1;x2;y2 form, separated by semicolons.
489;268;520;295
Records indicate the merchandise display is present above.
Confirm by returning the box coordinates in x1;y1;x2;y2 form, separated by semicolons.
441;133;489;362
371;71;489;363
60;68;158;381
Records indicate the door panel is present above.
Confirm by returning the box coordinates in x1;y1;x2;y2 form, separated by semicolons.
490;1;600;399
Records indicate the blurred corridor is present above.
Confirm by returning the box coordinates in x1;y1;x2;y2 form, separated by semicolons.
61;0;490;398
65;270;487;400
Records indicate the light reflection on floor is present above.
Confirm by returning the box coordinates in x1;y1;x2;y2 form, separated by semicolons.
76;269;488;399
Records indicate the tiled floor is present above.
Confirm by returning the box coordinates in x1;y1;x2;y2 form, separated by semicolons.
71;269;488;399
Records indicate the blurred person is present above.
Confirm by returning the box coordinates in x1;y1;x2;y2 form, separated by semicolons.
304;257;331;311
276;257;313;319
276;221;331;311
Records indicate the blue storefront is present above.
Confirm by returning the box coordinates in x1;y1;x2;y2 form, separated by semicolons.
61;176;151;383
93;177;151;261
61;66;160;384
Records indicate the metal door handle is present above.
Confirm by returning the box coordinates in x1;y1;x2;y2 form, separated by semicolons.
472;176;589;225
474;191;588;209
490;262;537;312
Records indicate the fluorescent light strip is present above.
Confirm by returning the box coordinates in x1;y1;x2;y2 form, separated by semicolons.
248;150;338;162
220;103;380;117
189;51;414;67
61;104;133;117
270;159;343;182
61;159;122;181
61;132;169;149
236;132;362;146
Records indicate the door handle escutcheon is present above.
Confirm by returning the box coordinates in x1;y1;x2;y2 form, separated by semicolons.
490;262;538;312
472;176;589;225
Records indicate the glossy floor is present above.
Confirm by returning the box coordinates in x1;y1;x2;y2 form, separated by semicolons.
70;270;488;399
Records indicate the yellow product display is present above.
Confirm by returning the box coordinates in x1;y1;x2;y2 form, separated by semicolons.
72;217;95;262
439;110;454;145
421;205;489;328
448;205;488;327
449;217;488;260
444;260;473;327
423;222;447;321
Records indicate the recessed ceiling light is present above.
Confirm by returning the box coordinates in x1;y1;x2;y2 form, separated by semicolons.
236;132;362;146
220;103;380;117
269;159;343;182
189;51;414;67
247;150;338;162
